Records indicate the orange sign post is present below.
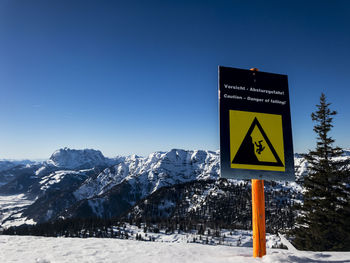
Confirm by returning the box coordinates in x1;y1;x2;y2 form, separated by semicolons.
250;68;266;258
251;179;266;257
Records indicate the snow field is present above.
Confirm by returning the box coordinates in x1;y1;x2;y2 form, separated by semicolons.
0;235;349;263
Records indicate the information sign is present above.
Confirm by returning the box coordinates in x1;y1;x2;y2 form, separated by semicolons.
219;66;294;181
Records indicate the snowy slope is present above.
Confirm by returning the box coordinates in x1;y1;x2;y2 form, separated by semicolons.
0;235;349;263
65;149;221;220
0;194;36;228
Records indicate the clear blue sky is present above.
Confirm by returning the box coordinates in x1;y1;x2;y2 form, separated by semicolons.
1;0;349;159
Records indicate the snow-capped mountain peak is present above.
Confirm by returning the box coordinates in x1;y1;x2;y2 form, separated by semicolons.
73;149;220;201
45;148;110;169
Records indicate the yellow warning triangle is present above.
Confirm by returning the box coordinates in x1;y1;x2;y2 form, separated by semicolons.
232;117;283;167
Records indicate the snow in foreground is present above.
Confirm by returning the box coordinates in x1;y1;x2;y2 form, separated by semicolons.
0;235;349;263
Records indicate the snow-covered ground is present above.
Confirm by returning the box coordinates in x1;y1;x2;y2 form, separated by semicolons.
0;235;349;263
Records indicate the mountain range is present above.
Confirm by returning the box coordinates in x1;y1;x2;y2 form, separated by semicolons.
0;147;349;230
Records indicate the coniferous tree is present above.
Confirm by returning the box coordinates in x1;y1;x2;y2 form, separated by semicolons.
293;93;350;251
